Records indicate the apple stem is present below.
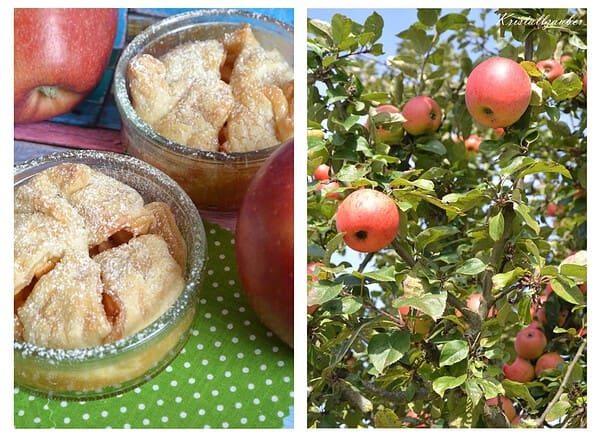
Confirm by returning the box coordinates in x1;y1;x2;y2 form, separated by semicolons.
38;85;58;99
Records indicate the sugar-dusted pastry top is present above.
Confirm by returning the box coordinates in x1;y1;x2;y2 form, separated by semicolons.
14;163;186;349
127;24;294;153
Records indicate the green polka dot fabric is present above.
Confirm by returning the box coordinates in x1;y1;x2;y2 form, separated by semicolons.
14;221;294;429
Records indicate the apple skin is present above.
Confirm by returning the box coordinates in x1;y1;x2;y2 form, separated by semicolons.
464;134;482;152
536;59;564;82
315;180;342;200
465;56;531;128
313;163;330;181
335;189;400;253
503;357;535;383
535;352;564;377
514;324;547;360
14;8;118;123
401;96;442;136
486;396;517;422
235;140;294;347
366;104;404;144
307;262;324;315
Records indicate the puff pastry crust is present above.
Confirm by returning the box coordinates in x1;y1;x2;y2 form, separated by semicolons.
14;163;186;349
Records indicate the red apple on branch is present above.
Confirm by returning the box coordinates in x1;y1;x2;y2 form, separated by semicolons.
335;189;400;253
236;140;294;347
465;56;531;128
365;104;404;144
401;96;443;136
14;8;118;123
536;59;564;82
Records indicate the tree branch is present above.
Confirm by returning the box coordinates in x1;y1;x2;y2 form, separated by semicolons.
392;238;416;267
536;337;587;427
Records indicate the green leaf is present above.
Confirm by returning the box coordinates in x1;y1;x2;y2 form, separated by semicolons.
390;177;434;191
457;258;486;275
368;330;410;374
492;267;526;289
502;380;537;409
355;266;397;282
415;226;460;251
417;9;441;26
546;399;571;423
550;278;585;305
363;12;384;42
433;374;467;398
439;340;469;366
489;212;505;242
517;160;572;180
520;61;543;78
394;291;447;320
416;139;447;155
552;72;583;101
436;13;468;33
307;281;344;306
399;26;433;55
374;408;403;428
331;13;353;45
560;263;587;281
514;203;540;235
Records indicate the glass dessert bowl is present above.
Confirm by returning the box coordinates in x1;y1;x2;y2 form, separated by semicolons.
113;9;294;217
13;150;207;400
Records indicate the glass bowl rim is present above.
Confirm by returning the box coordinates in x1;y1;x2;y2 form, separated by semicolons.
113;8;294;163
13;149;207;363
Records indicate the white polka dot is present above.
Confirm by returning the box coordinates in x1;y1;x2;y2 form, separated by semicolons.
249;334;256;341
266;379;273;385
120;406;127;413
254;348;262;355
202;359;209;366
64;417;70;424
239;306;246;313
161;416;168;423
217;296;224;302
60;401;68;408
224;265;230;271
214;341;222;348
183;361;191;368
188;377;196;384
235;402;242;409
224;371;232;378
180;412;187;419
170;380;178;387
216;404;224;412
232;337;239;344
260;364;267;371
165;365;173;372
209;326;217;332
272;346;280;353
248;383;255;390
221;309;229;315
157;399;164;406
199;409;206;416
242;367;250;373
212;282;219;288
175;396;182;403
142;419;150;426
277;360;285;367
207;374;214;380
253;398;260;405
138;404;145;410
237;352;243;358
17;410;24;417
219;355;226;362
33;417;41;424
101;411;109;418
229;386;237;392
240;417;248;424
259;415;266;422
194;392;201;399
222;422;229;428
197;344;204;351
204;312;212;319
214;240;221;246
271;395;279;402
212;390;219;396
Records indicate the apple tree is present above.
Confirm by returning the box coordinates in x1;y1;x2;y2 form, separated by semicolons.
307;8;586;428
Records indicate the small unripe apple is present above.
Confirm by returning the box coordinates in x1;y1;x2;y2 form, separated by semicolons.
313;164;330;181
335;189;400;253
464;134;482;152
546;203;564;217
401;96;443;136
536;59;564;82
535;352;564;377
503;356;535;383
465;57;531;128
514;324;547;360
486;396;517;422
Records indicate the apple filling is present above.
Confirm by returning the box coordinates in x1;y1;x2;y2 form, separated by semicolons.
127;24;294;153
14;163;186;349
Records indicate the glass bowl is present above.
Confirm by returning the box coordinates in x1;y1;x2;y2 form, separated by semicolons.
13;150;207;400
113;9;294;217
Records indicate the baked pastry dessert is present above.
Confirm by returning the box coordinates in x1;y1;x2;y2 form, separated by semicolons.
127;24;293;153
14;163;186;349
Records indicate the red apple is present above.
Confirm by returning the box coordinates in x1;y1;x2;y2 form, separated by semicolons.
315;180;342;200
401;96;443;136
465;57;531;128
503;357;535;383
546;203;564;217
582;72;587;95
536;59;564;82
486;396;517;422
235;140;294;347
335;189;400;253
313;163;330;181
535;352;564;377
464;134;482;152
366;104;404;144
14;8;118;123
514;324;547;360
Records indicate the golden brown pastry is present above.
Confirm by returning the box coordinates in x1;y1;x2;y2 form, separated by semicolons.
127;24;293;153
14;163;186;349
